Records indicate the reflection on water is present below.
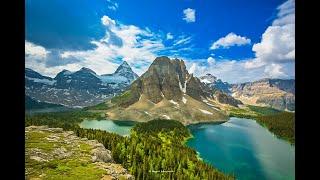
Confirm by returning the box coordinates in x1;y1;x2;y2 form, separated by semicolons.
186;117;295;180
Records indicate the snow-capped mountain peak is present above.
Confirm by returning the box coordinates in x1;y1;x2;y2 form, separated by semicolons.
100;61;138;84
200;73;217;84
114;61;138;78
25;61;139;107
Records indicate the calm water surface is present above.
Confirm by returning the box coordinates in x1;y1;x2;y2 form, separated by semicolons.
80;118;294;179
79;119;135;136
186;117;295;180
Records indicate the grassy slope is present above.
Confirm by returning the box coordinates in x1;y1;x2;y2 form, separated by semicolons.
25;128;106;179
90;94;228;125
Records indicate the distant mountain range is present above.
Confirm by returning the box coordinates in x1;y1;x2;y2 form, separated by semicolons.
231;79;295;111
25;57;295;112
200;73;295;111
25;61;138;107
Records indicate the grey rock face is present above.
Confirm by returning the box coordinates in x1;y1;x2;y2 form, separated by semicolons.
115;56;214;107
214;91;243;107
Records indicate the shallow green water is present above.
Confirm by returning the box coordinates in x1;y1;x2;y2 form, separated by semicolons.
79;119;135;136
186;117;295;180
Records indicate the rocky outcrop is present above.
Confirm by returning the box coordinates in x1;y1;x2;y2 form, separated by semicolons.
25;126;133;180
214;91;243;107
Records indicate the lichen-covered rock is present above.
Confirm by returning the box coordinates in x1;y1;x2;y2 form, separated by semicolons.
25;126;133;180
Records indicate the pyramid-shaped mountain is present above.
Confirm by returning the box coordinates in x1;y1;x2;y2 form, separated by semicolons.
100;61;139;85
102;56;229;125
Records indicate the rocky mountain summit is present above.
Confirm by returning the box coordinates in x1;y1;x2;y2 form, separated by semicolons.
99;57;230;125
25;126;134;180
199;73;242;106
231;79;295;111
25;61;138;107
118;56;213;106
100;61;139;86
199;73;231;94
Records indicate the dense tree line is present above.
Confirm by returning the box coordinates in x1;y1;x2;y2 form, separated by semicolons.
25;113;234;179
256;112;295;144
25;110;104;130
25;95;63;110
247;105;281;115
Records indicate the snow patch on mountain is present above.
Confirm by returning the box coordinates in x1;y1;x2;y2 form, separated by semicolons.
162;115;170;119
199;109;213;115
182;96;187;104
169;100;179;106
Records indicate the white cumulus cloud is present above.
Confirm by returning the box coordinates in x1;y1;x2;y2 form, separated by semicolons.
183;8;196;23
210;33;251;50
187;0;295;83
53;15;165;76
101;15;116;26
245;0;295;70
25;41;50;59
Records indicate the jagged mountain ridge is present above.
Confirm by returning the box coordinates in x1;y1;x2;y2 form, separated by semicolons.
103;57;230;125
231;78;295;111
199;73;295;111
25;61;138;107
199;73;231;94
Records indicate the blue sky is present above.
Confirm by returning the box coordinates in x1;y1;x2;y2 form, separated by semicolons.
25;0;295;83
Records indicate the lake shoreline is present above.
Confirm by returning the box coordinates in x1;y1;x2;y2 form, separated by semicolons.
185;117;295;180
185;119;228;127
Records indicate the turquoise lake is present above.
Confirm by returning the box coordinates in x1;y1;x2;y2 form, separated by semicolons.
79;118;295;180
186;117;295;180
79;119;135;136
